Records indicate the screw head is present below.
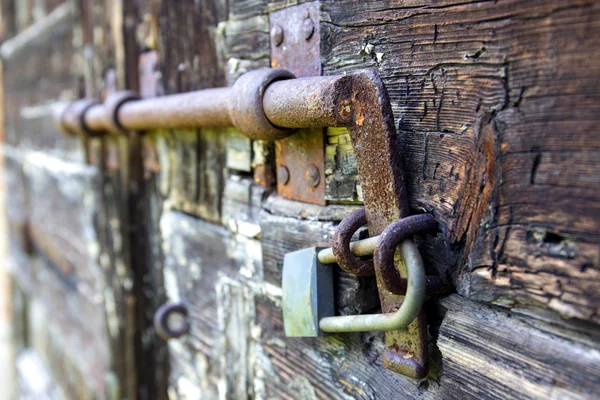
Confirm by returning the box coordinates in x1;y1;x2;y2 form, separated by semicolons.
306;164;320;188
271;24;284;47
278;165;290;185
302;17;315;41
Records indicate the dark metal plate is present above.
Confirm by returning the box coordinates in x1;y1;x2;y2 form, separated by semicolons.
270;2;325;204
275;128;325;205
269;2;321;78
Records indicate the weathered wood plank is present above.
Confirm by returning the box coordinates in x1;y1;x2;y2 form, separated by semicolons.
221;176;265;238
155;128;227;223
320;0;600;324
160;210;250;399
23;151;100;295
1;2;78;148
158;0;227;93
437;294;600;400
139;133;171;400
1;146;31;267
14;255;110;399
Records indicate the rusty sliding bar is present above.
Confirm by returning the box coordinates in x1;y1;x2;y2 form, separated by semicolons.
88;88;233;132
56;68;354;140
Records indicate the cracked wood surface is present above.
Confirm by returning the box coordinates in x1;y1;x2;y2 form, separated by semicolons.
152;1;600;398
319;0;600;324
2;0;600;399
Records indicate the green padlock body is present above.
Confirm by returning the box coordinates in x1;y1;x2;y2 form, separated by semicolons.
282;247;334;337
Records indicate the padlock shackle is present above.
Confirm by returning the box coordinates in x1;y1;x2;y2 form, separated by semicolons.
319;240;425;332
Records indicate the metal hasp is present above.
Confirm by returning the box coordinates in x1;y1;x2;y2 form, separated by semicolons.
282;247;334;337
282;214;437;336
265;72;434;378
341;72;431;379
56;68;434;377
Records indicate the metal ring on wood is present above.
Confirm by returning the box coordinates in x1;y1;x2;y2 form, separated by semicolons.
104;90;140;135
228;68;296;140
332;208;375;276
59;98;102;137
373;214;438;294
319;240;426;332
153;303;190;340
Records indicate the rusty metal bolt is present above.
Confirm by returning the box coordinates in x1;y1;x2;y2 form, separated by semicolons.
154;303;190;340
271;24;284;47
104;90;140;135
58;98;103;137
306;164;320;187
302;17;315;41
278;165;290;185
228;68;296;141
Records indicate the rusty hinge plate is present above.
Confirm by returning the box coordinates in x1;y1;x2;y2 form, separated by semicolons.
270;1;325;205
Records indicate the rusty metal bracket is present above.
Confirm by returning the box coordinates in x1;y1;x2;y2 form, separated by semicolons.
270;1;325;205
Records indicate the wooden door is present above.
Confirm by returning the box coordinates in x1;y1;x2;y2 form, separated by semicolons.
2;1;599;399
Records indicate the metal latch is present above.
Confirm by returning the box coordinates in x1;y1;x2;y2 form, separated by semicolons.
283;212;441;379
56;52;445;378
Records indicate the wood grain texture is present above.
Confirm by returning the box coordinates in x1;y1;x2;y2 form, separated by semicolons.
160;210;249;399
160;208;600;399
319;0;600;324
437;294;600;400
4;0;600;399
1;3;147;397
1;2;79;147
12;254;110;399
160;210;428;400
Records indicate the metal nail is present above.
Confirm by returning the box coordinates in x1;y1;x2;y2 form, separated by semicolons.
271;24;284;47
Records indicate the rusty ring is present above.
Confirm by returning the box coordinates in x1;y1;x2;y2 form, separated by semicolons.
153;303;190;340
104;90;140;135
332;208;375;276
228;68;296;140
59;98;103;137
373;214;438;294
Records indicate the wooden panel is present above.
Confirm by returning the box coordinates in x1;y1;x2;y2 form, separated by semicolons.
160;210;246;399
160;207;600;400
0;2;145;398
1;3;79;147
437;295;600;400
320;0;600;324
161;210;424;400
13;255;109;399
1;146;30;267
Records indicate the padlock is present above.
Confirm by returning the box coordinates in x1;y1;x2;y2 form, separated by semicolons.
282;247;334;337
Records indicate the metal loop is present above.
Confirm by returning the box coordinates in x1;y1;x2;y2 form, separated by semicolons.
153;303;190;340
332;208;375;276
319;240;425;332
59;98;102;137
374;214;438;294
228;68;296;140
104;90;140;135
